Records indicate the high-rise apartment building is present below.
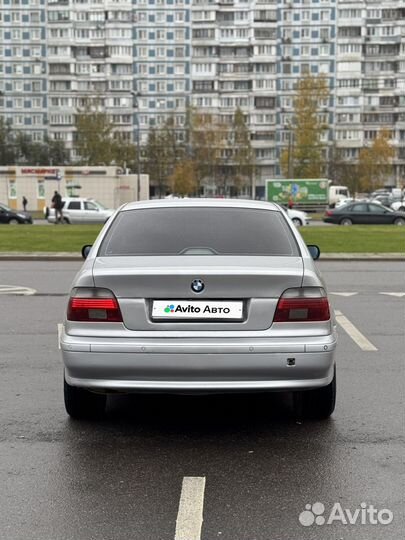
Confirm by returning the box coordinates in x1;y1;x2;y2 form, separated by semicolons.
0;0;404;189
46;0;191;157
133;0;191;144
47;0;134;157
336;0;405;183
0;0;47;142
0;0;191;158
276;0;336;188
191;0;336;195
191;1;274;195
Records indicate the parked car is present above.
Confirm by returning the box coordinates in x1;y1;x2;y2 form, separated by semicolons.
61;199;337;421
44;197;114;224
370;189;391;199
371;194;402;208
391;199;405;212
0;203;32;224
335;197;355;208
324;202;405;225
285;207;311;227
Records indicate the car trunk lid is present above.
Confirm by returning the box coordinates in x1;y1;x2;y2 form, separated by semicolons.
92;256;303;331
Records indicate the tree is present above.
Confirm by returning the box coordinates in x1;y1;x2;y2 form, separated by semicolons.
111;135;138;172
75;100;116;165
14;131;47;164
161;115;186;176
232;107;255;196
280;74;330;178
144;127;168;197
143;117;186;197
47;138;70;166
13;132;70;165
358;129;395;192
188;109;230;194
327;144;360;194
168;159;198;196
0;118;16;165
0;118;70;166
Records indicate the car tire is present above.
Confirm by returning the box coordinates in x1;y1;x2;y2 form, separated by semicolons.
394;217;405;226
8;218;20;225
294;366;336;420
63;217;70;224
339;217;352;226
292;217;302;227
64;375;106;420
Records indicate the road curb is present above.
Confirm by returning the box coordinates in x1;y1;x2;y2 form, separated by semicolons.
0;253;83;261
0;252;403;261
320;253;404;261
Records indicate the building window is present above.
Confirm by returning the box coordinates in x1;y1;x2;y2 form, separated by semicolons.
254;97;276;109
193;81;214;91
8;180;17;199
319;63;330;74
14;81;23;92
175;11;184;22
37;180;45;199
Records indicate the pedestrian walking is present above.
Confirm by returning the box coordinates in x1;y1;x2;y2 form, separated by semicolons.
22;196;28;212
51;191;64;224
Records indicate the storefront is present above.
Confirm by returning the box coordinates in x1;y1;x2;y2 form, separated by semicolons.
0;166;149;211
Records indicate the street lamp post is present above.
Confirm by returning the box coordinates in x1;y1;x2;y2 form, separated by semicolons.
130;91;141;201
285;119;295;179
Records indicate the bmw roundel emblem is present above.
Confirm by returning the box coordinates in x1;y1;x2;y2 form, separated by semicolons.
191;279;205;293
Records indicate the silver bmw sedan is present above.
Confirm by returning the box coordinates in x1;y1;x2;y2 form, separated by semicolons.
61;199;337;420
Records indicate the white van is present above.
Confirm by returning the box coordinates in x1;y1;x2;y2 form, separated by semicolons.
329;186;350;207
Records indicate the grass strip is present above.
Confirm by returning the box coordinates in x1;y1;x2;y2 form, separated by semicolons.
300;226;404;253
0;224;403;253
0;225;102;252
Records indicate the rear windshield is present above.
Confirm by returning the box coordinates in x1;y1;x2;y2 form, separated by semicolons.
98;207;300;257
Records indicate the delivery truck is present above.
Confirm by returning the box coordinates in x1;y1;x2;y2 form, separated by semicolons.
266;179;350;208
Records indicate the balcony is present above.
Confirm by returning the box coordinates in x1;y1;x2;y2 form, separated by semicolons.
49;64;72;76
219;49;251;59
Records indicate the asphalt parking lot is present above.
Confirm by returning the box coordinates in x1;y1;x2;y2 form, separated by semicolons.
0;261;403;540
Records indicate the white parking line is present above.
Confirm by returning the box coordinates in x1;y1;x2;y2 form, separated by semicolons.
175;477;206;540
334;310;378;352
0;285;37;295
379;292;405;298
57;323;63;349
330;292;358;297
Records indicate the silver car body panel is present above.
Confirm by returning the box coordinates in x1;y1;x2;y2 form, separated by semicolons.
63;199;337;393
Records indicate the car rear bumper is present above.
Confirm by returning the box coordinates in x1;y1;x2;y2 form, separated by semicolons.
61;330;337;393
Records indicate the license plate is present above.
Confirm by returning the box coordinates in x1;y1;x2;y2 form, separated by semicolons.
152;300;244;320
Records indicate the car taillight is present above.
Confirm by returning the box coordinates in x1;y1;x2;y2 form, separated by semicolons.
324;210;333;217
274;288;330;322
67;288;123;322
